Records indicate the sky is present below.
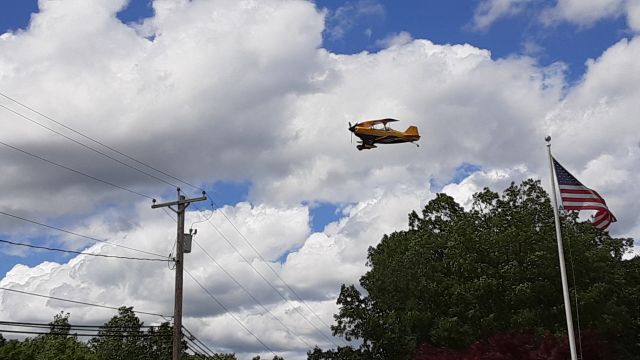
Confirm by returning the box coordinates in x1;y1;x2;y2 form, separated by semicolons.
0;0;639;358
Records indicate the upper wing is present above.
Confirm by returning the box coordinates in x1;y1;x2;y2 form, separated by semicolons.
356;118;399;128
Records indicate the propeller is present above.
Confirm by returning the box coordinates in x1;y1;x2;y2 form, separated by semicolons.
348;122;354;144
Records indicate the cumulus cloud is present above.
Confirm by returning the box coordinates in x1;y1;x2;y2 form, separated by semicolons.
0;189;424;358
0;0;638;358
471;0;534;30
539;0;640;32
442;166;534;209
375;30;413;49
472;0;640;32
323;0;385;40
251;40;563;205
540;0;626;27
628;0;640;30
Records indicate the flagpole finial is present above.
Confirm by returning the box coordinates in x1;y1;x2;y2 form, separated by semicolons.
545;135;551;143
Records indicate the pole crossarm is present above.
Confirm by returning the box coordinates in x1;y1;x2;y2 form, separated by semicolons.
152;195;208;209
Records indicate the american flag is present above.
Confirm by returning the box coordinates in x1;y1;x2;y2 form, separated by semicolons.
552;157;617;231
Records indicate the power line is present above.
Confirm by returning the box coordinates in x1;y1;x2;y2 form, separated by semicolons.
0;238;168;262
0;287;170;319
1;93;341;347
183;341;210;358
0;94;233;355
0;329;171;337
0;91;204;192
0;103;181;190
182;332;214;357
0;320;166;330
192;238;313;349
193;206;341;348
182;326;216;357
206;200;340;341
184;268;278;358
0;210;166;259
0;139;154;199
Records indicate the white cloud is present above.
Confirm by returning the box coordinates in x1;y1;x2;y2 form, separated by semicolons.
324;0;385;40
626;0;640;31
0;0;639;358
0;188;424;358
375;31;413;49
442;166;533;209
541;0;626;27
471;0;534;30
250;40;563;205
545;37;640;236
472;0;640;32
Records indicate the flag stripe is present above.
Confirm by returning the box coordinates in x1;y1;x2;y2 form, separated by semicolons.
563;205;609;211
553;157;616;231
559;192;605;199
561;199;607;206
558;185;594;192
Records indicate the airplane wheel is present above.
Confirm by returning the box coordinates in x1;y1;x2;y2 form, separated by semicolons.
356;145;363;151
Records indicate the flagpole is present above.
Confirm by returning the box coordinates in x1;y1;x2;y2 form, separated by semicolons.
546;136;578;360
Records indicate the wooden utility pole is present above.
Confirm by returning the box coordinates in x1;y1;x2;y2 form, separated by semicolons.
152;189;207;360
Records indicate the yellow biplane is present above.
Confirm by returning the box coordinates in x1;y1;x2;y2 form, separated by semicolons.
348;118;420;150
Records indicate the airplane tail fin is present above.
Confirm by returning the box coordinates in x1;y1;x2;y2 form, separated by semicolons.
404;126;419;137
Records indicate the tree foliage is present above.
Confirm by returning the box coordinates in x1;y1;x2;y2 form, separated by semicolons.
89;306;155;360
316;180;637;359
0;308;281;359
0;312;94;360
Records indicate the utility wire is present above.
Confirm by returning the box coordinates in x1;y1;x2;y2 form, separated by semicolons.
0;329;171;337
183;341;209;358
192;238;313;349
182;326;217;356
0;238;168;262
188;200;215;229
194;207;340;348
0;287;170;319
0;210;166;259
1;93;340;346
0;92;202;191
204;200;341;343
184;268;278;358
0;140;153;200
0;103;181;190
182;332;214;357
0;320;166;330
1;92;204;195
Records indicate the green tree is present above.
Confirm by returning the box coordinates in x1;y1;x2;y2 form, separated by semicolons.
322;180;636;359
206;354;237;360
0;338;30;360
90;306;151;360
143;321;173;360
0;312;94;360
49;311;72;335
307;345;368;359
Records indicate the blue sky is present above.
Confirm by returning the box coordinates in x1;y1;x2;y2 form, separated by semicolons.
1;0;633;274
316;0;630;82
1;0;632;82
1;1;638;357
0;0;634;284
